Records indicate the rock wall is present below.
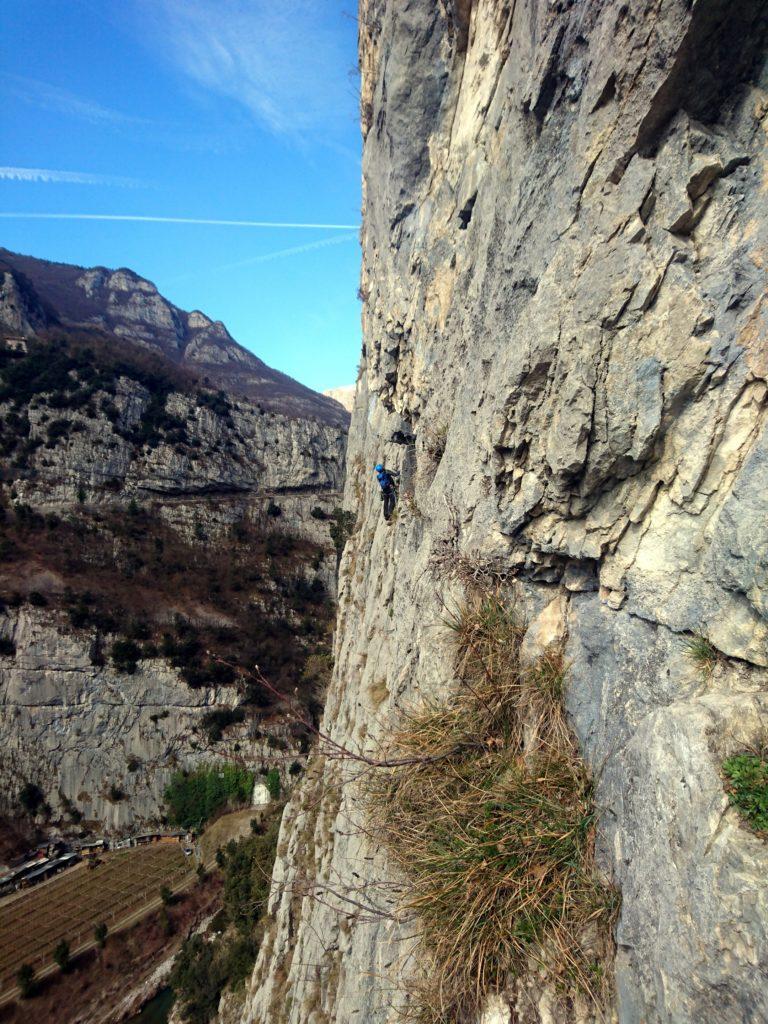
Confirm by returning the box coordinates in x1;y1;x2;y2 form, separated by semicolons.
237;2;768;1023
237;2;768;1024
0;608;239;829
0;599;323;834
8;379;344;515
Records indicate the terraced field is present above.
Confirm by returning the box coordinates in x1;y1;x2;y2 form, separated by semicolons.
0;845;192;996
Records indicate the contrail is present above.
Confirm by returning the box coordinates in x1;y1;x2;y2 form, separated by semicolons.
0;212;358;230
166;232;358;283
238;231;358;266
0;167;146;188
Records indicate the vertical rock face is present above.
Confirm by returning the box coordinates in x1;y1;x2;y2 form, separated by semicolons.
0;609;245;829
238;3;768;1023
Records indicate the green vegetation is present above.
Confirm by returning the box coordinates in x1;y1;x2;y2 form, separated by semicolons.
265;768;281;801
364;594;616;1022
94;922;108;948
0;332;196;457
0;499;335;711
164;764;255;830
18;782;45;815
201;708;245;744
110;639;142;674
684;633;719;674
45;417;73;446
329;508;355;560
159;905;175;938
16;962;36;999
170;810;281;1024
170;936;222;1024
722;750;768;835
0;331;237;474
196;389;233;423
53;938;71;972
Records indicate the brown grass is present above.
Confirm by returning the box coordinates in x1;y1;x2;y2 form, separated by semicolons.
364;594;617;1022
421;423;448;466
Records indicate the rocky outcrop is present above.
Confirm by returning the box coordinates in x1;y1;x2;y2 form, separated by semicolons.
0;608;234;828
0;270;46;337
322;385;356;413
9;374;345;525
238;3;768;1024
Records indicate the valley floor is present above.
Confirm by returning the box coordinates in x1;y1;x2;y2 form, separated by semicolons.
0;806;264;1021
0;845;192;1000
0;877;219;1024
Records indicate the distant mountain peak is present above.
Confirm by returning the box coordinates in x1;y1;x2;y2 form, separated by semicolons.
323;384;355;413
0;247;348;427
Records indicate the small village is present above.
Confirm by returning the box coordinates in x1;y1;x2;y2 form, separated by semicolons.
0;831;195;898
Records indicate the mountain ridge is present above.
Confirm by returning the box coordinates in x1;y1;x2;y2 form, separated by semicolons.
0;247;349;427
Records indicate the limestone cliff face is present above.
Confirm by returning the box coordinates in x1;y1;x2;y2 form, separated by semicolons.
0;608;252;829
9;373;345;526
0;398;341;833
237;2;768;1023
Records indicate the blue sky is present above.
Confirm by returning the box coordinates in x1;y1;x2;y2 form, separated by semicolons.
0;0;362;393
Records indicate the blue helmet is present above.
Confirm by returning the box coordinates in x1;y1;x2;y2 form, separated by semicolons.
374;464;383;472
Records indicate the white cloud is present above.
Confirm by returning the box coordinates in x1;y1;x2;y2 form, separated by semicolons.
133;0;358;140
0;167;147;188
4;74;153;128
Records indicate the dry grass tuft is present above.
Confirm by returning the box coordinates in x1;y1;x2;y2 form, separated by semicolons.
365;594;617;1022
429;545;515;592
421;424;448;465
684;633;719;675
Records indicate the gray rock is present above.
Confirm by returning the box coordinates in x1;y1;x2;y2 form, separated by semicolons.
0;609;305;831
209;2;768;1022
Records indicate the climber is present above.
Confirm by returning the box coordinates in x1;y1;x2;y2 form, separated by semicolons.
374;463;399;521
